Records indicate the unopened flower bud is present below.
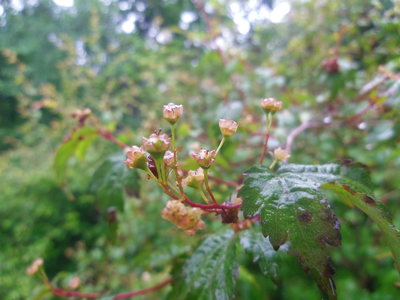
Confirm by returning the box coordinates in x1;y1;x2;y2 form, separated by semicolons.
124;146;147;170
142;131;170;158
161;200;205;235
192;148;216;169
26;258;44;275
69;277;81;290
219;119;238;137
274;147;290;161
261;98;282;113
164;150;175;168
71;108;92;119
183;168;204;189
163;103;183;124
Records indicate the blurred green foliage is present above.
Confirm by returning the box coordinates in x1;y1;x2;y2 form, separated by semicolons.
0;0;399;299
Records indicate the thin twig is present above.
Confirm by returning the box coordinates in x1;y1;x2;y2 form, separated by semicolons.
113;279;172;299
285;121;320;154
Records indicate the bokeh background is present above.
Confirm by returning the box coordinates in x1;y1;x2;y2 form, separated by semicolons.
1;0;399;299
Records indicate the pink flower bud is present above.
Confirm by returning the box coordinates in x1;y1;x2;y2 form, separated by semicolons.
274;147;290;161
261;98;283;113
69;277;81;290
191;148;216;169
124;146;147;170
163;103;183;124
161;200;205;234
163;150;175;168
183;168;204;189
219;119;238;136
26;258;44;275
142;132;170;156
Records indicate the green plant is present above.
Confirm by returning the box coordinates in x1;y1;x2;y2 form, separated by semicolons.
28;99;400;300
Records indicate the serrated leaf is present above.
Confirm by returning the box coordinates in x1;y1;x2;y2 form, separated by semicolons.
238;162;373;299
89;154;140;211
54;126;98;181
322;183;400;273
240;225;282;280
169;230;237;300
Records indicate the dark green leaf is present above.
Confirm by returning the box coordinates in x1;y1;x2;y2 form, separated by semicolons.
89;154;140;211
238;162;373;299
240;225;282;280
322;183;400;273
169;230;237;300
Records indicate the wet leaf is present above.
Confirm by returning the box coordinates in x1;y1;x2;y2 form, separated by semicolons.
238;162;373;299
169;230;237;300
89;154;140;212
322;183;400;274
240;225;282;280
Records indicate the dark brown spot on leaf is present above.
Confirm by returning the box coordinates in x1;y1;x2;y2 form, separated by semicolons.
363;195;376;206
298;211;312;223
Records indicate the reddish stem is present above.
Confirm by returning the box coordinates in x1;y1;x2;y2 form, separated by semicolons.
113;279;172;299
98;129;128;149
52;286;99;298
259;132;270;164
184;198;241;210
49;279;172;299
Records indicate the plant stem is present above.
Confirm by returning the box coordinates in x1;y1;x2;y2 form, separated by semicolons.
259;113;272;165
215;136;225;156
170;123;185;196
199;186;211;204
113;279;173;299
269;160;278;170
204;169;218;205
146;168;179;200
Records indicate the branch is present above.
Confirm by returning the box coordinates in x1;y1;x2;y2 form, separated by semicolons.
113;279;173;299
285;121;320;154
48;279;173;299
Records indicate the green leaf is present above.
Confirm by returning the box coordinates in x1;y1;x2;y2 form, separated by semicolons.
89;154;140;212
53;126;98;181
238;163;374;299
240;225;282;280
322;183;400;273
169;230;237;300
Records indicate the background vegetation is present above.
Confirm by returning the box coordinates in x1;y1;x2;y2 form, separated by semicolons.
1;0;399;299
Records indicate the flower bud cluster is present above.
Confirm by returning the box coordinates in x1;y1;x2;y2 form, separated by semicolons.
26;258;44;275
261;98;282;113
161;200;205;235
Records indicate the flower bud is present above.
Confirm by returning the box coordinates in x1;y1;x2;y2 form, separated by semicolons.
164;150;175;168
191;148;216;169
163;103;183;124
142;131;170;158
274;147;290;161
183;168;204;189
261;98;282;113
219;119;238;137
124;146;147;170
161;200;205;235
69;277;81;290
26;258;44;275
